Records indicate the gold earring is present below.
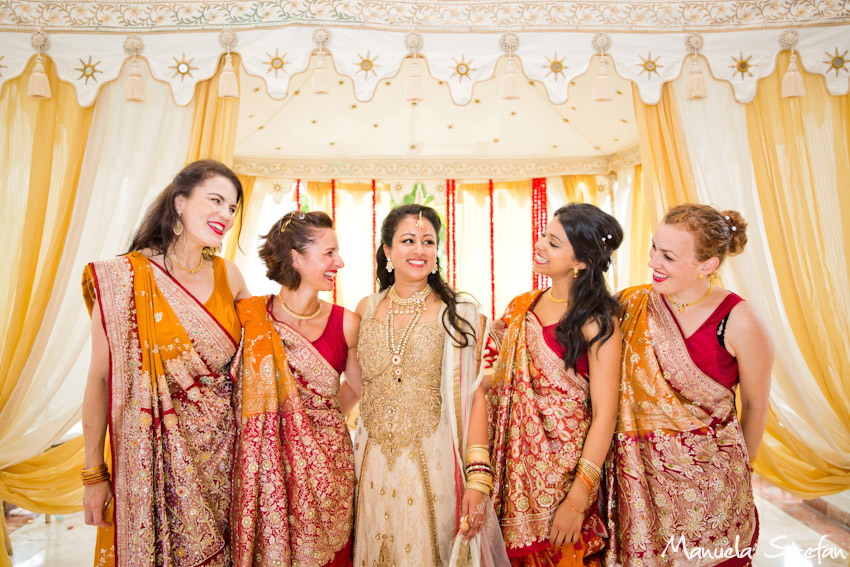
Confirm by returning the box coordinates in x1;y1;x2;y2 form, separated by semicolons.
173;217;184;236
573;267;579;279
699;274;704;279
386;259;394;272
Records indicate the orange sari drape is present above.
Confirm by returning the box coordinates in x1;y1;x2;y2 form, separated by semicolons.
606;286;756;567
488;290;606;566
82;252;238;567
230;296;354;567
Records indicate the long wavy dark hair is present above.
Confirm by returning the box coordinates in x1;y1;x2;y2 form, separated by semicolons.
127;160;244;262
552;203;623;370
376;204;475;348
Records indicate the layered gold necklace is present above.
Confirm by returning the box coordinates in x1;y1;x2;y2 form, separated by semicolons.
386;285;431;381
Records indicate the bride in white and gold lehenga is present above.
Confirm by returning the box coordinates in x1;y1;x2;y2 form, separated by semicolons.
344;205;508;567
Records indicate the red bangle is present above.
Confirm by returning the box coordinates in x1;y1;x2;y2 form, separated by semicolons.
564;496;584;516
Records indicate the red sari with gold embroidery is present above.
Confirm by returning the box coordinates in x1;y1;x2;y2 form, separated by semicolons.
82;252;239;567
606;286;756;567
488;290;607;567
230;296;354;567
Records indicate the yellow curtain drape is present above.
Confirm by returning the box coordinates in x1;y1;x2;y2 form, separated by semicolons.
561;175;599;206
745;52;850;497
626;164;652;288
0;56;93;567
632;83;699;225
185;53;241;165
222;174;255;261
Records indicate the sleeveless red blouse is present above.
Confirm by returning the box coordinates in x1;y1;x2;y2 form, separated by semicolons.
267;300;348;374
528;293;590;377
666;292;743;390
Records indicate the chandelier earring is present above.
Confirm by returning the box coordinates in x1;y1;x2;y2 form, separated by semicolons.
173;213;184;236
386;258;395;272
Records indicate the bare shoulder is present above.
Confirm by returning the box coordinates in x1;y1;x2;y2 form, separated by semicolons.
342;308;362;347
354;296;370;317
222;258;250;300
725;300;773;357
581;315;621;344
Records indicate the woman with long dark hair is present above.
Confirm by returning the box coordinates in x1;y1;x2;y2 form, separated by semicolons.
81;160;249;566
488;203;622;567
348;204;508;567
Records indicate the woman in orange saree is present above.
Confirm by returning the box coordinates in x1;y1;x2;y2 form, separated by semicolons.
231;211;359;567
606;204;773;567
81;160;250;567
489;204;623;567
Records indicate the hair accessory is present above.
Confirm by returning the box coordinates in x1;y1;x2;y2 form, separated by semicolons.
416;210;425;229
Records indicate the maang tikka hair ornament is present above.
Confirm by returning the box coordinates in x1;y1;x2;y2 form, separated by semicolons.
416;210;425;229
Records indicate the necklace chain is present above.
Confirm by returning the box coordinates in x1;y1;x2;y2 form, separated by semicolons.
667;281;715;313
278;293;323;320
169;254;204;274
547;288;570;303
386;285;431;382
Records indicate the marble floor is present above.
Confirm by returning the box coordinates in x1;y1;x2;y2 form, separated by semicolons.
6;481;849;566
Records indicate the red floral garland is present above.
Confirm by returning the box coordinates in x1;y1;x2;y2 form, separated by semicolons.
372;179;377;293
295;178;301;210
489;179;495;320
531;178;549;290
331;179;337;304
451;180;457;288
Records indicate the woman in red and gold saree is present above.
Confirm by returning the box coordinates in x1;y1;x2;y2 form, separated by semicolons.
489;204;623;567
606;205;773;567
230;211;358;567
81;160;250;567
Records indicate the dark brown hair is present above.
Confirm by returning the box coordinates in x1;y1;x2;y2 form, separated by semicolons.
127;160;244;259
376;204;475;348
663;204;748;264
552;203;623;370
259;210;335;290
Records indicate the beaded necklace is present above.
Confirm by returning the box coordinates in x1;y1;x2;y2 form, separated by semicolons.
386;285;431;381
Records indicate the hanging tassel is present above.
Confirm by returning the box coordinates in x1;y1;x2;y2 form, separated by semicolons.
686;56;706;100
781;52;805;98
501;57;519;100
28;54;51;99
592;56;611;101
405;58;425;102
125;58;145;102
312;53;330;95
218;53;239;99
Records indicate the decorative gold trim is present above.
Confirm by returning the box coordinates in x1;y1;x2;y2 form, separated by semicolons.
232;152;641;180
2;1;848;32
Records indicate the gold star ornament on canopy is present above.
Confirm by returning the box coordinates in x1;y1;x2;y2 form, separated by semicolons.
730;52;755;79
543;53;567;80
450;55;476;83
637;52;663;78
169;54;198;81
356;51;381;78
75;55;103;84
824;48;848;77
265;49;289;77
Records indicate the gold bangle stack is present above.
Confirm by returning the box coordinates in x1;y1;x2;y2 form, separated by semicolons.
81;463;110;486
574;457;602;495
465;444;494;495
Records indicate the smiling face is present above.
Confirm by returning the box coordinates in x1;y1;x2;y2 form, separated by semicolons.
533;219;586;278
383;215;438;285
290;227;344;292
649;222;718;294
174;175;238;249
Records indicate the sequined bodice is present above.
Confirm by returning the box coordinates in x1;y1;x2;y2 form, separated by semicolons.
357;316;445;468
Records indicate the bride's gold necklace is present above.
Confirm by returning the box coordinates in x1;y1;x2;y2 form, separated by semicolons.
278;293;323;320
667;281;715;313
168;253;204;274
386;285;431;381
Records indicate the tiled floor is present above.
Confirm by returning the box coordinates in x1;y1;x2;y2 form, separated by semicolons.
6;480;849;566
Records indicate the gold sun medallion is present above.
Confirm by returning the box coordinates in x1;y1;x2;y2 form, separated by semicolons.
730;52;755;79
356;51;381;78
75;56;103;84
264;49;289;78
544;53;567;80
451;55;476;82
637;52;663;78
169;54;198;81
824;48;848;77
